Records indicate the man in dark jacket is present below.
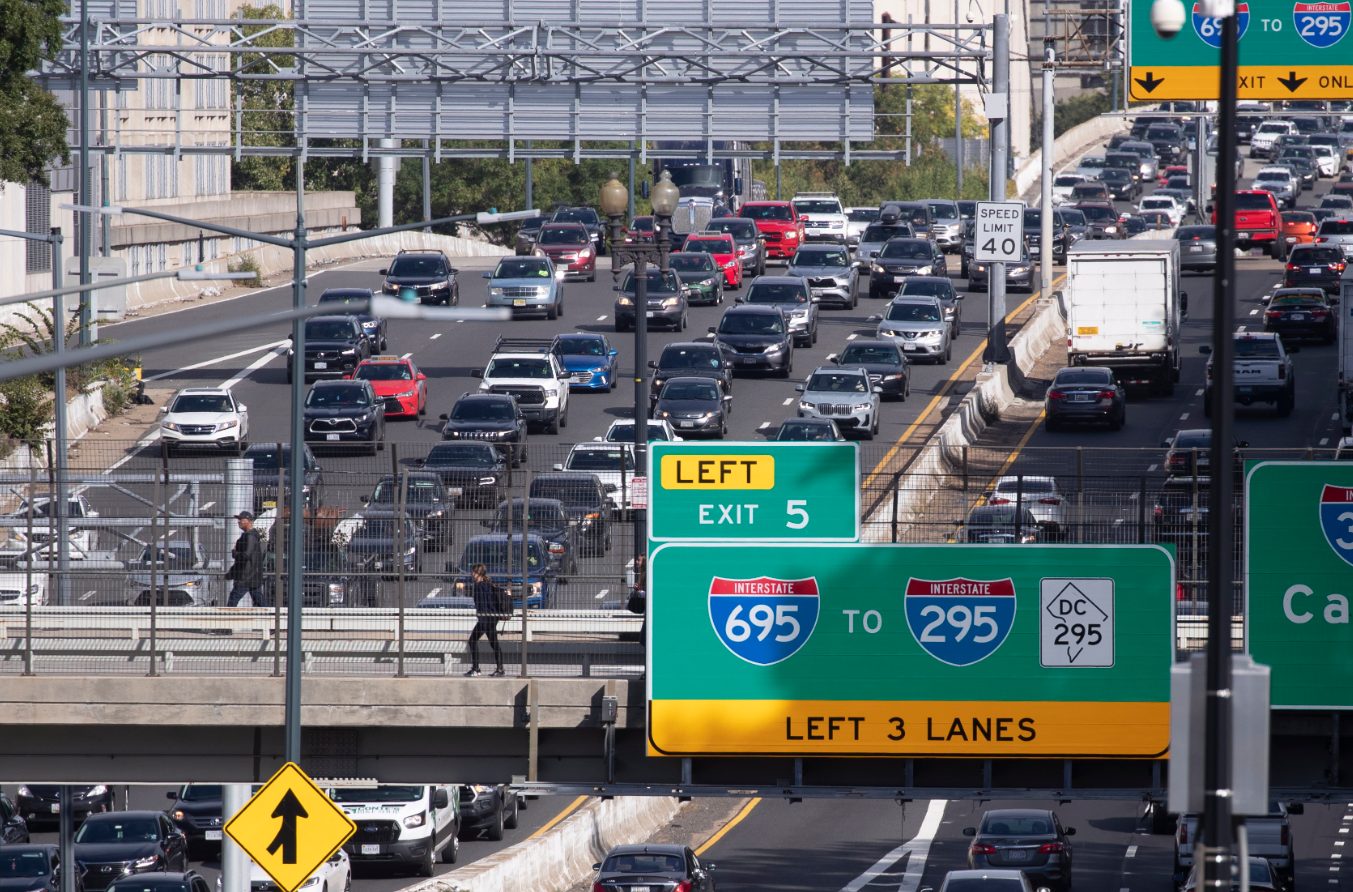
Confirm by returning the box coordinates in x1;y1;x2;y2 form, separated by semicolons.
465;563;505;676
226;511;267;607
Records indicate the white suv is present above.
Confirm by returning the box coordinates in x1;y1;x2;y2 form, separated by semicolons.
159;387;249;454
792;192;848;244
475;341;571;433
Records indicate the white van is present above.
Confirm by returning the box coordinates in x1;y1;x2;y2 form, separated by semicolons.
330;785;461;875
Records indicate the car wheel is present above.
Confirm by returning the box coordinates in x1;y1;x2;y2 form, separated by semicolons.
546;301;558;321
719;420;728;438
679;312;688;332
505;796;520;830
417;842;435;877
810;324;818;346
487;805;505;841
559;406;568;429
440;833;459;864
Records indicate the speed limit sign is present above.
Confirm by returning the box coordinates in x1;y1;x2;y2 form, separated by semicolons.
974;200;1026;264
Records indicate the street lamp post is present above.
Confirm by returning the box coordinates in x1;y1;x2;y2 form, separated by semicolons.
599;170;679;601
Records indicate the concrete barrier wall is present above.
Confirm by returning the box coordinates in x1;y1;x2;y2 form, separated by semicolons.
403;796;684;892
1015;112;1128;203
124;231;512;316
862;297;1066;541
0;382;110;479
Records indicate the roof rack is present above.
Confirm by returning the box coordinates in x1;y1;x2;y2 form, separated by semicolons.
493;337;555;354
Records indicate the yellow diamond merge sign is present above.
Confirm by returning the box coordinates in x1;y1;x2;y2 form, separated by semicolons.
224;763;356;892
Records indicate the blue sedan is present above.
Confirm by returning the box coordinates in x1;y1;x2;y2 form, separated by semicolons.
551;332;619;392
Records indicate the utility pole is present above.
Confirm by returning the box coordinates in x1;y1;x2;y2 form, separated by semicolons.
986;13;1011;365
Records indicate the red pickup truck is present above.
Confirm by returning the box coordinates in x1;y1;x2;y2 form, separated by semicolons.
1213;190;1284;260
739;201;805;261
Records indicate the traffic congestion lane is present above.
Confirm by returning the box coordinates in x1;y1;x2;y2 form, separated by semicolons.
4;784;567;892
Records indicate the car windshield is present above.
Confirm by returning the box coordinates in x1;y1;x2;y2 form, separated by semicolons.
980;814;1055;834
602;854;684;874
305;386;370;408
684;238;733;255
491;502;568;528
461;540;545;571
1292;247;1343;263
170;394;232;413
244;448;294;470
451;400;514;421
538;227;588;245
553;208;599;225
927;202;959;220
969;507;1026;526
1023;210;1042;226
806;372;868;393
1054;369;1112;386
1236;193;1275;210
1234;338;1281;358
1256;172;1289;182
1072;184;1106;197
530;480;598;508
1143;198;1174;209
793;200;841;214
388;257;446;276
329;787;424;803
1059;209;1087;225
356;363;413;381
900;280;952;299
179;785;222;801
662;380;720;401
554;336;607;357
942;879;1028;892
1320;220;1353;235
887;302;941;322
138;544;195;568
879;241;930;260
354;518;411;539
622;270;681;292
1080;205;1117;222
778;421;837;440
719;313;784;335
660;347;722;369
0;854;50;878
1272;294;1323;307
486;358;553;379
567;448;636;471
705;219;756;239
75;818;160;843
794;249;849;267
1178;226;1215;240
426;444;496;466
668;254;716;272
994;478;1056;496
494;259;552;278
746;283;808;304
305;320;356;340
1054;175;1083;187
606;422;672;441
861;224;913;241
319;291;370;308
370;478;442;504
1257;123;1290;134
1283;212;1316;225
848;208;878;222
741;204;794;221
841;345;902;365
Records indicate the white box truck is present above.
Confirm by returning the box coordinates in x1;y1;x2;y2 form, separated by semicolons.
1339;265;1353;433
1065;240;1183;395
330;784;461;875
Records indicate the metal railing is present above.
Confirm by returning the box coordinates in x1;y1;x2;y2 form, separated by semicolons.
0;440;1326;676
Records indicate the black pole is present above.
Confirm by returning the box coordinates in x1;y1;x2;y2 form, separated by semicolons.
633;247;648;576
1201;10;1238;892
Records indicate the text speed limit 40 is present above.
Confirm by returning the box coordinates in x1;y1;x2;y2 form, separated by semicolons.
974;200;1025;264
1040;578;1114;667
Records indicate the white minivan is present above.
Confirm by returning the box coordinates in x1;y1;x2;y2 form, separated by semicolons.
331;785;461;876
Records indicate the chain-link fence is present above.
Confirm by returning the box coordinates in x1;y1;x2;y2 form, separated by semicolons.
0;439;1330;676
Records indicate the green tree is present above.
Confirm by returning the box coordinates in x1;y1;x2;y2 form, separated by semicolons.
232;3;295;191
0;0;70;185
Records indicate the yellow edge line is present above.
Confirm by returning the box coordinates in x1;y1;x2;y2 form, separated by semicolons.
861;273;1066;492
528;794;589;838
694;797;762;856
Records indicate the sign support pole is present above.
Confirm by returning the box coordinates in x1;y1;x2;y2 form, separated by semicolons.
1039;39;1054;298
222;785;250;892
987;13;1010;365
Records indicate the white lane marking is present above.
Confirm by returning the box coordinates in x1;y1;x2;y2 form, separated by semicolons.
220;346;286;391
1335;854;1344;860
200;502;215;512
1321;438;1331;446
1238;324;1248;332
1126;845;1138;859
597;315;608;321
1196;389;1205;397
79;590;97;602
757;422;772;429
1148;463;1159;472
596;587;610;600
144;340;288;382
841;799;947;892
424;587;441;598
109;431;161;472
430;333;442;340
1249;308;1259;316
846;333;858;341
1180;413;1190;421
1337;840;1346;847
782;398;793;406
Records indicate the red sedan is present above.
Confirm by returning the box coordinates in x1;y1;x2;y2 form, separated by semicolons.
681;233;743;289
534;223;597;281
346;355;428;418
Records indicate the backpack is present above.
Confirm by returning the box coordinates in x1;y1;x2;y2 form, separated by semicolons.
493;584;513;616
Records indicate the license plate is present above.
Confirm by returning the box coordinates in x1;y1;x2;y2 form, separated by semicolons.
894;275;907;283
326;433;340;441
1292;313;1307;320
647;312;657;318
1238;386;1253;396
360;845;380;855
632;887;650;892
737;358;758;366
513;299;526;307
205;830;222;841
1310;267;1322;274
811;289;827;296
313;361;327;369
447;487;463;497
1188;245;1204;253
677;420;696;427
1069;394;1094;402
262;500;276;509
1005;851;1030;863
901;343;919;351
50;804;59;814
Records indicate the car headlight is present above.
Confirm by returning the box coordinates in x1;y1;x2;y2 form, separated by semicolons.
701;277;718;287
798;400;813;411
431;280;449;290
785;231;799;239
488;287;505;297
403;812;426;828
529;581;543;595
617;296;634;306
1105;226;1117;234
922;330;941;340
478;476;497;485
764;342;786;353
327;582;346;604
695;412;715;422
215;419;239;432
132;856;160;869
87;785;107;797
17;786;30;797
161;421;181;432
300;875;324;889
871;263;885;273
882;373;903;381
879;328;898;337
724;260;736;269
916;265;932;275
383;281;397;293
655;409;671;418
362;320;378;329
852;403;873;411
395;389;417;398
341;348;357;356
660;297;679;308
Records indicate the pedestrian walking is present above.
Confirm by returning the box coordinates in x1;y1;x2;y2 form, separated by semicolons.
226;510;268;607
465;563;506;676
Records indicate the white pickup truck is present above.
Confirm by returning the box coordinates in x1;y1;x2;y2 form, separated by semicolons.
474;338;572;433
1174;801;1303;889
1203;330;1296;417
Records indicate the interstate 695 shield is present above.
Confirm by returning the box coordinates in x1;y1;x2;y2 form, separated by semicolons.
648;543;1175;758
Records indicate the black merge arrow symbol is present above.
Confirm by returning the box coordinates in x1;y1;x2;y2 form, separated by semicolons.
267;789;308;865
1134;71;1164;93
1278;70;1308;92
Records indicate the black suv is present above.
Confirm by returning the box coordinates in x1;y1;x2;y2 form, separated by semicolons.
380;250;460;305
302;379;386;455
867;237;947;300
648;341;733;409
416;441;510;508
529;473;611;556
164;785;222;855
709;304;794;377
485;497;577;576
317;287;386;351
363;471;455;552
243;443;323;512
551;206;605;254
440;393;528;466
287;315;370;383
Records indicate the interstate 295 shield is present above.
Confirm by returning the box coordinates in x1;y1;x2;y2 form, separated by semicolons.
708;576;820;665
903;577;1017;667
1319;484;1353;568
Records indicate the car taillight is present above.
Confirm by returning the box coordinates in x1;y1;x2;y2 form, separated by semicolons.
1039;497;1062;505
1334;263;1347;272
1265;310;1281;319
548;542;565;555
1099;390;1116;400
1154;505;1164;521
1313;310;1330;318
1286;262;1298;271
1047;390;1066;400
1039;842;1065;854
593;884;607;892
988;497;1011;506
1278;365;1287;379
971;843;998;855
675;883;693;892
1178;823;1189;845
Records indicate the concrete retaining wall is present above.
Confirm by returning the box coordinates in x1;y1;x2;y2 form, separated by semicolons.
124;231;511;316
1015;112;1128;203
862;298;1066;541
0;382;111;479
406;796;684;892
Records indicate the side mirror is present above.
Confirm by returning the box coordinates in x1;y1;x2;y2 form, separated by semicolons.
482;271;492;279
707;326;717;334
1286;802;1305;815
166;791;179;800
794;384;805;392
1065;827;1076;836
609;348;618;357
238;404;248;413
432;788;450;809
378;268;388;276
647;360;658;368
158;406;168;413
1161;439;1173;448
416;373;426;381
360;495;369;505
1238;439;1250;448
439;413;449;421
471;369;484;378
873;386;883;394
825;353;838;362
553;463;565;471
867;314;882;323
592;864;602;871
962;827;977;836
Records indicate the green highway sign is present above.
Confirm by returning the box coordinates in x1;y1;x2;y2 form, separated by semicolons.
646;442;859;542
647;543;1175;757
1128;0;1353;100
1246;461;1353;709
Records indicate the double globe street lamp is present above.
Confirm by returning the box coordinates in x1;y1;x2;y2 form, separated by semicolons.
598;169;680;597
